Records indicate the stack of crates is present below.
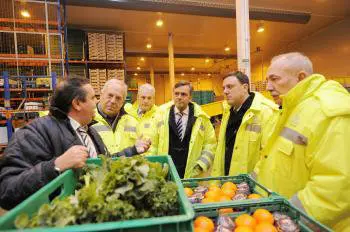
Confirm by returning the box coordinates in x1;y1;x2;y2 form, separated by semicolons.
89;68;107;95
88;33;106;60
191;91;215;105
106;33;124;61
68;29;85;60
107;69;124;81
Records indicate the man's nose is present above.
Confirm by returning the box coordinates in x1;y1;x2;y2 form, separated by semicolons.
266;81;274;91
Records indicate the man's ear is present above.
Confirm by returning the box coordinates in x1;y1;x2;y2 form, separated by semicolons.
297;71;307;82
71;98;81;111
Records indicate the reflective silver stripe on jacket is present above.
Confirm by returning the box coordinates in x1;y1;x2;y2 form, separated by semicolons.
280;127;308;145
201;150;214;161
144;123;150;128
92;124;111;132
198;151;214;166
246;124;261;133
124;126;136;132
157;121;164;128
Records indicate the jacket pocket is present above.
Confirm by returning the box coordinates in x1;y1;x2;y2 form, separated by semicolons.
275;137;294;176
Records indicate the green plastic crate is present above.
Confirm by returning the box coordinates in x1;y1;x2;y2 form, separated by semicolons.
0;155;194;232
194;198;331;232
181;174;280;211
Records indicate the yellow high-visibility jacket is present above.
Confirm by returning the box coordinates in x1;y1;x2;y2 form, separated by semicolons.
124;102;158;155
256;74;350;230
91;106;138;155
211;92;278;177
153;101;217;178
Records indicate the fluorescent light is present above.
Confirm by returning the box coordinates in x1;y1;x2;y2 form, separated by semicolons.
156;19;163;27
20;10;30;18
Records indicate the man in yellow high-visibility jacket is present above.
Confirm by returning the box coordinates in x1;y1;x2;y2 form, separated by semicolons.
257;52;350;230
91;79;151;155
153;81;216;178
125;84;158;155
211;71;278;177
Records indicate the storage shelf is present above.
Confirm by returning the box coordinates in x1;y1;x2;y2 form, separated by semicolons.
0;26;60;34
0;109;49;114
0;88;52;92
0;18;58;26
128;88;138;91
68;60;124;64
0;97;46;101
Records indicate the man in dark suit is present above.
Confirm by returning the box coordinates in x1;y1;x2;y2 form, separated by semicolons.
153;81;216;178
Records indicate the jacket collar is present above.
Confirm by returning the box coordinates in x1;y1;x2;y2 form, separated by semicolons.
282;74;326;109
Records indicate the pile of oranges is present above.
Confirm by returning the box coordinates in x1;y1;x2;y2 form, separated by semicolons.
184;181;262;204
235;208;277;232
194;208;278;232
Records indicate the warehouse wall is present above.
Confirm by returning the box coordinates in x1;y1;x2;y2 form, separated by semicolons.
251;18;350;84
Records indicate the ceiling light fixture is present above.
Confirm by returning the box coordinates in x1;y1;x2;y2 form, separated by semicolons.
257;24;265;33
137;66;141;70
140;57;145;61
156;19;163;27
191;67;195;71
224;47;230;52
134;73;138;76
146;43;152;49
207;73;211;76
181;73;185;76
20;10;30;18
205;58;210;63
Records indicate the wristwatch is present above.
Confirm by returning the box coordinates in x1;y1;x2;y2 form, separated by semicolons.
54;165;61;174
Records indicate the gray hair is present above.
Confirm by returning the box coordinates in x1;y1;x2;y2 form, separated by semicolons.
138;83;155;96
271;52;313;76
101;79;128;99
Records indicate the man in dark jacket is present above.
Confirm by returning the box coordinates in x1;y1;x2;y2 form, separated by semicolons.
0;77;150;210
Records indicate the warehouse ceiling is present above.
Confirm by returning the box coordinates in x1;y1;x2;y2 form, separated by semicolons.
66;0;350;74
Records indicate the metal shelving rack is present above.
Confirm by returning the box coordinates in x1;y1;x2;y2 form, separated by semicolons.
0;0;64;149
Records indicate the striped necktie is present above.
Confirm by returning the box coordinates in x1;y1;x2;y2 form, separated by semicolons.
176;112;184;140
77;126;97;158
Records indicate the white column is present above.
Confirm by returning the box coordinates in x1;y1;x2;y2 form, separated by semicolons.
236;0;251;85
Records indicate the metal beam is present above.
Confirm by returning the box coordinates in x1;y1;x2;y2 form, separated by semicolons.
125;52;236;59
127;71;221;75
67;0;311;24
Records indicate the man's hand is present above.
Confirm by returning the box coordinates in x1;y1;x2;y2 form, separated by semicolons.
54;145;89;172
135;136;151;154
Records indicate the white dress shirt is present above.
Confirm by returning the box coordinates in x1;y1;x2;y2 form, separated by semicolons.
68;116;97;157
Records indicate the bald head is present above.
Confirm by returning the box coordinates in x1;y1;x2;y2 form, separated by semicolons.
138;84;155;113
102;79;127;99
266;52;313;98
269;52;313;78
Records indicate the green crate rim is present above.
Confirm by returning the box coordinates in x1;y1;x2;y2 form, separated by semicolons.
0;155;194;231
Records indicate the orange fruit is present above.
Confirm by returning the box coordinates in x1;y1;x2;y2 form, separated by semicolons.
204;190;221;201
234;226;254;232
194;216;215;232
248;193;262;199
201;197;216;204
252;209;274;224
255;223;278;232
218;195;231;202
235;214;257;228
221;181;237;191
208;184;221;192
222;188;236;198
184;187;194;197
219;208;234;214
